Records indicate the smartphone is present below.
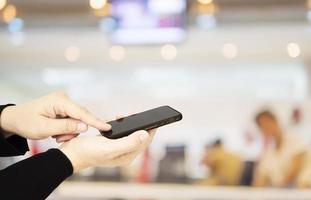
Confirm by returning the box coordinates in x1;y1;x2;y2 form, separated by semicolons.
100;106;182;139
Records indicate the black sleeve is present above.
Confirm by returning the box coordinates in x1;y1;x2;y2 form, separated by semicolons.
0;149;73;200
0;104;74;199
0;104;29;157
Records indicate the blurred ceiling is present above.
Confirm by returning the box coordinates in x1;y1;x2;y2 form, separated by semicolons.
1;0;309;27
0;0;310;68
0;1;310;104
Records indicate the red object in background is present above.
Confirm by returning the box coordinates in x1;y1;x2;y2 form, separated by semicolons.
30;140;40;155
137;148;150;183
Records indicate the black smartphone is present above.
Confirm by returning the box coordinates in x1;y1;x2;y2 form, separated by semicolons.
100;106;182;139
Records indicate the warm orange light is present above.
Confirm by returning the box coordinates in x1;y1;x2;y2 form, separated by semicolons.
198;0;213;5
197;3;217;15
0;0;7;10
3;4;16;23
93;2;111;17
89;0;107;10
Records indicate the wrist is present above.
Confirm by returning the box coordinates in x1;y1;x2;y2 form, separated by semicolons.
0;106;17;137
59;145;82;173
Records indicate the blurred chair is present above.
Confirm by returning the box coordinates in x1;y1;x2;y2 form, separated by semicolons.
156;145;189;183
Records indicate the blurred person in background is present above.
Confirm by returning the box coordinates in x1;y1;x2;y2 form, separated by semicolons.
239;130;260;186
253;110;311;188
0;92;155;199
289;107;311;145
200;139;243;186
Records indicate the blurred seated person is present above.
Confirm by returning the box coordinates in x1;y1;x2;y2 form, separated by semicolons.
200;139;243;186
253;110;311;188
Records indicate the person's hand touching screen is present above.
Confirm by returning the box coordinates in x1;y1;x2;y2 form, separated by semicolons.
0;91;111;142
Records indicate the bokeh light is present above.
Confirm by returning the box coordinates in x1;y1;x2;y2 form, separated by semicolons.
65;46;80;62
8;18;24;33
197;0;213;5
196;14;217;29
197;2;217;15
161;44;178;61
109;45;125;61
98;17;117;33
287;42;300;58
89;0;107;10
0;0;6;10
222;43;238;59
3;4;16;23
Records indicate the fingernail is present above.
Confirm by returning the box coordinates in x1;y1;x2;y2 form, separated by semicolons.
139;131;149;142
102;123;111;130
77;123;88;132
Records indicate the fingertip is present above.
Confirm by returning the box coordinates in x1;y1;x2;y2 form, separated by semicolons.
100;122;111;131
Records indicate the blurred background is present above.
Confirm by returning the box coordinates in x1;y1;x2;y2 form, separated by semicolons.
1;0;311;199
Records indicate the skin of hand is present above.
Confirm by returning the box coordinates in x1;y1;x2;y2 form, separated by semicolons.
60;129;156;172
0;92;111;142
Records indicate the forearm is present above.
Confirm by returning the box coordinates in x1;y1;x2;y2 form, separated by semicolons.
0;105;16;138
0;104;29;157
0;149;73;200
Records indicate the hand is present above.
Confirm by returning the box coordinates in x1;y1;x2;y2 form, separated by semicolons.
60;129;156;172
0;92;111;141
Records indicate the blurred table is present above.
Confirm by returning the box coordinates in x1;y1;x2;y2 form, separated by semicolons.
49;181;311;200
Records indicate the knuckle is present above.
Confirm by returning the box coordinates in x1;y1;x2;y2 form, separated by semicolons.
65;120;76;133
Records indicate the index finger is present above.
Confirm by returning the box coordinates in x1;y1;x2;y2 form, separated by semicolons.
60;98;111;131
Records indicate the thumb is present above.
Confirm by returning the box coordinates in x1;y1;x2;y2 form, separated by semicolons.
107;130;150;157
42;118;88;136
